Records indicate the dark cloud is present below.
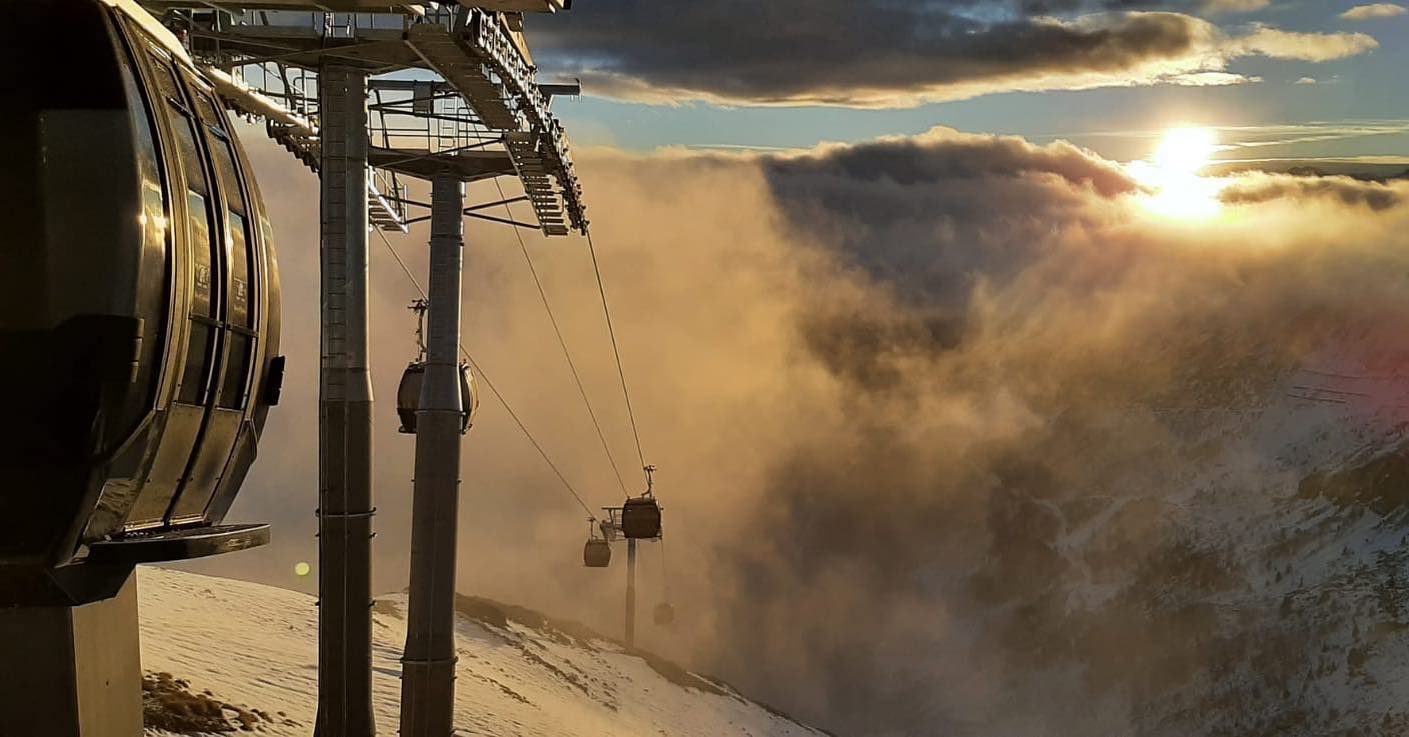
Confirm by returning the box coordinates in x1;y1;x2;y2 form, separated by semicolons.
759;128;1136;304
530;2;1372;106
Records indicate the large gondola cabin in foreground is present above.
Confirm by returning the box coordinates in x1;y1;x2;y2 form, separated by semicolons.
0;0;282;606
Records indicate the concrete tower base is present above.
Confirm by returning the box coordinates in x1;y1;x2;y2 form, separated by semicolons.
0;575;142;737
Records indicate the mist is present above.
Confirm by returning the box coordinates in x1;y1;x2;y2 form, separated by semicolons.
186;125;1409;736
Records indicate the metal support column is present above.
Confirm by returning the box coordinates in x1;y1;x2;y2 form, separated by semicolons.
625;538;637;648
316;63;376;737
0;576;141;737
400;172;466;737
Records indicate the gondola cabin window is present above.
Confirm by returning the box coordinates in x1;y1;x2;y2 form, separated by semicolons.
184;189;214;318
194;88;259;410
145;42;231;410
113;27;171;413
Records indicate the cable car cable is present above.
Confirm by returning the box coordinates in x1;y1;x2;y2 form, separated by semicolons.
458;352;597;519
373;227;598;520
493;177;632;499
584;230;649;486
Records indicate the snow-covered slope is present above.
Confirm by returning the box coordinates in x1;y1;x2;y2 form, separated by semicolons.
930;335;1409;737
137;567;825;737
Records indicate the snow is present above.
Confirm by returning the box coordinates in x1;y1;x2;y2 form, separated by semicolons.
137;566;825;737
890;339;1409;735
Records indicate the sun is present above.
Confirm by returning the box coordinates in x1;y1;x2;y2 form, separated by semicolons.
1153;127;1217;175
1130;126;1227;220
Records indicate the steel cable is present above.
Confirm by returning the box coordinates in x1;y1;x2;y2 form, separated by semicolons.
584;230;648;487
373;226;597;519
493;177;632;498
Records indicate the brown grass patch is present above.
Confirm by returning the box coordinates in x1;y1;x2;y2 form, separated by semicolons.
143;672;292;734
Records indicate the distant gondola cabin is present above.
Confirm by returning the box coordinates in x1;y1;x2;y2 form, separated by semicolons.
583;538;611;568
620;496;662;540
396;362;478;435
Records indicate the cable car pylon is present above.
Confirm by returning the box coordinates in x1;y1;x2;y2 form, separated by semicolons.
597;465;664;648
315;61;376;737
400;172;471;737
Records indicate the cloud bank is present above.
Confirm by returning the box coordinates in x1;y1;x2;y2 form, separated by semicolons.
215;126;1409;735
529;2;1376;106
1220;172;1404;210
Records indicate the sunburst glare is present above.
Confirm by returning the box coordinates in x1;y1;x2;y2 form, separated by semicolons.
1129;126;1228;220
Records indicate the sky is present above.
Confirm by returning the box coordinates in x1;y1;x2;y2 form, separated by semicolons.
527;0;1408;163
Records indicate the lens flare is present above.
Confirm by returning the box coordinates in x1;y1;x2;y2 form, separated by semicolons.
294;561;311;577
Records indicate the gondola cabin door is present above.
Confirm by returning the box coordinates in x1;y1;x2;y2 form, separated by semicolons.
117;33;263;529
166;72;260;524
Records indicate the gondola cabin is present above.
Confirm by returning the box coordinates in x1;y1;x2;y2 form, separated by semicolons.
583;538;611;568
620;495;662;540
396;361;479;434
0;0;282;604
